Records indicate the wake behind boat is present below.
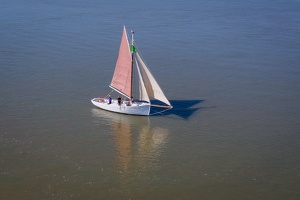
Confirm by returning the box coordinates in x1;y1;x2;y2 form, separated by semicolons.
91;26;172;116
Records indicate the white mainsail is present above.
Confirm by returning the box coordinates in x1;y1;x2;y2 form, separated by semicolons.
136;52;171;106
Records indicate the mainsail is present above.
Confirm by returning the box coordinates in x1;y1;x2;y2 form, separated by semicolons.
110;26;132;98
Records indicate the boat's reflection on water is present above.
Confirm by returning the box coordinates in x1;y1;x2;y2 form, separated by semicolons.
91;108;169;175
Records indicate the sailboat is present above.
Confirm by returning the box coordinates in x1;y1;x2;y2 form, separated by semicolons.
91;26;172;116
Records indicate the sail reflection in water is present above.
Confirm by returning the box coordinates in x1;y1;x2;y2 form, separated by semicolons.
112;115;132;171
91;109;169;174
137;126;169;171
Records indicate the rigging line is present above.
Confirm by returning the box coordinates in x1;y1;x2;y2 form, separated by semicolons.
104;90;114;98
135;45;149;68
149;107;173;116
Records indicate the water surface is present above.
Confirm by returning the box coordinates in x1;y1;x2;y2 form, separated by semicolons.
1;0;300;199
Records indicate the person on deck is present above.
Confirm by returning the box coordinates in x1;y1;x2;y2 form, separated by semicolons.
117;96;121;105
108;95;112;104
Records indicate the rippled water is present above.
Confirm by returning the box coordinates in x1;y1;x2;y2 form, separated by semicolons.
1;0;300;199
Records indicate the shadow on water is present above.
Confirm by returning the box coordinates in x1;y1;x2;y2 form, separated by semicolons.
151;100;205;119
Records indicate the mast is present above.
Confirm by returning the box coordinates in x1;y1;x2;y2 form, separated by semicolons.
130;29;135;99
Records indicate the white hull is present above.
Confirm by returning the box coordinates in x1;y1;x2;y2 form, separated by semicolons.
91;98;151;116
